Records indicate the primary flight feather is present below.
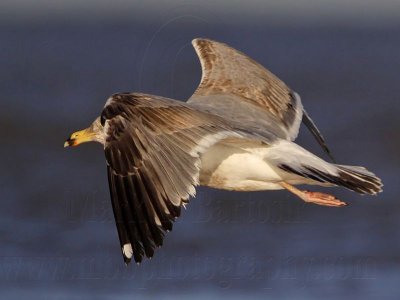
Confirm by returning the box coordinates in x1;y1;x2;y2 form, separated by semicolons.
65;38;382;264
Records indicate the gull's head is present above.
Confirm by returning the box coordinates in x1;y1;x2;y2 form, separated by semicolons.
64;117;104;148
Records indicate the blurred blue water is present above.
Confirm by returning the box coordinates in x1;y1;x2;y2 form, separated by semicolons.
0;16;399;300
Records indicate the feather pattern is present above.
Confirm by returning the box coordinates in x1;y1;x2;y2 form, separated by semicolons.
64;39;383;266
188;38;303;140
188;38;332;158
102;92;257;263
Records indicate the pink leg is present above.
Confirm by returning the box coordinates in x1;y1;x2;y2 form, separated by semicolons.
279;182;347;207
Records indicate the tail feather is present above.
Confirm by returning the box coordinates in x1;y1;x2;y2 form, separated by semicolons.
280;163;383;195
272;140;383;195
334;165;383;195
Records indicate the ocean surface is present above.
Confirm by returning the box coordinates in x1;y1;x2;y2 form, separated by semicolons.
0;17;399;299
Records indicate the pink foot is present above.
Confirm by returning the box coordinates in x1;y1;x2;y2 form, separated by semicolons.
303;191;347;207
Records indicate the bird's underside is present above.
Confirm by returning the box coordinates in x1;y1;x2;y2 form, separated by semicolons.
100;92;381;264
65;38;383;265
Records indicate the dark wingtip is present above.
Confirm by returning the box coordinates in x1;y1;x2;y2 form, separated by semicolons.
302;109;336;163
124;256;131;265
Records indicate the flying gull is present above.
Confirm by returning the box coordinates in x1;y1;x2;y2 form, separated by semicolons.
64;38;382;264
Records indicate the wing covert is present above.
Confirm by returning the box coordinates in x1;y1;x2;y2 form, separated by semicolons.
188;38;303;140
102;93;246;263
188;38;333;160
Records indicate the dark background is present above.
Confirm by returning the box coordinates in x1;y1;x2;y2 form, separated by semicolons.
1;1;399;299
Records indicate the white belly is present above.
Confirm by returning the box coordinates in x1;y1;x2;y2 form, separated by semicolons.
199;141;285;191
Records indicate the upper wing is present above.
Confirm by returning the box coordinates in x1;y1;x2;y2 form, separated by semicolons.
187;38;303;140
101;93;258;264
187;38;333;160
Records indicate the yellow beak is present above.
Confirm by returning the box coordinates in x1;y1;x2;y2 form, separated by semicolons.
64;128;95;148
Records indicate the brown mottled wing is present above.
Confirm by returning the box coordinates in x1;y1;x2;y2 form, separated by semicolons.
187;38;303;140
188;38;333;160
102;93;247;264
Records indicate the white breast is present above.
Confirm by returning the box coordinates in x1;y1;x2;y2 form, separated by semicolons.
199;140;285;191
